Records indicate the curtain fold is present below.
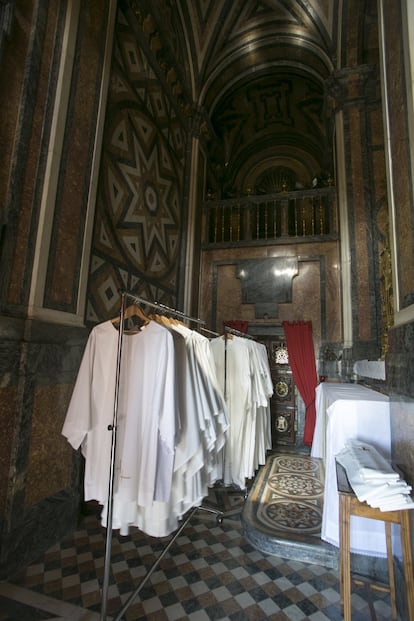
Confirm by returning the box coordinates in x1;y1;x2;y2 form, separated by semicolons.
224;320;249;333
282;320;318;446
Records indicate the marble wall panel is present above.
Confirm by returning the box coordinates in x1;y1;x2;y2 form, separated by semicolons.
342;0;359;67
213;259;323;351
388;385;414;567
331;0;387;359
390;396;414;488
388;321;414;558
382;0;414;574
0;2;29;216
0;325;23;520
0;2;59;307
200;240;341;359
45;0;111;312
0;386;17;516
277;260;322;348
0;318;87;577
199;245;266;326
382;1;414;310
0;1;113;314
347;109;372;343
388;323;414;400
216;264;244;329
24;385;73;509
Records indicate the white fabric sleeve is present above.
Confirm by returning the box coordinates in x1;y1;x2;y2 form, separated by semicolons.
62;330;96;452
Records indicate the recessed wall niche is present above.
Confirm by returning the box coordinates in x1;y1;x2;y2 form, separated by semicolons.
201;246;342;358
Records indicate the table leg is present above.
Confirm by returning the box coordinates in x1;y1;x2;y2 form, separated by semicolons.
385;521;397;620
400;511;414;621
339;494;352;621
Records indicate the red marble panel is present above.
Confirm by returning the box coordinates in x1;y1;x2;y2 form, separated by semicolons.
46;2;110;309
348;108;371;341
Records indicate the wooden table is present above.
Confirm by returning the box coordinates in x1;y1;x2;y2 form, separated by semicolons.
336;460;414;621
311;382;391;555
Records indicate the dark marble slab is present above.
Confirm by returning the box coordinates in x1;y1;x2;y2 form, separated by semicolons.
0;488;81;579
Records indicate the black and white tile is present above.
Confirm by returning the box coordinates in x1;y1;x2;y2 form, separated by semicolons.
1;504;392;621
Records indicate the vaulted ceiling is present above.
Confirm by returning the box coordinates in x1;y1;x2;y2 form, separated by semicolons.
174;1;335;98
184;0;336;194
146;0;339;195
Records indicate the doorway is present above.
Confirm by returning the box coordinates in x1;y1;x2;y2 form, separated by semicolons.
249;326;298;448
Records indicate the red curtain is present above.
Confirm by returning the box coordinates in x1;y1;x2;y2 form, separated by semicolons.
224;320;249;333
282;321;318;447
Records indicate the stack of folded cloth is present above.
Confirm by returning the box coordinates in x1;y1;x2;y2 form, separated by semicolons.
336;439;414;511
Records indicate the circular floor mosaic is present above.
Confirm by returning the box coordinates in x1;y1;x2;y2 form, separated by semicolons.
267;472;324;498
275;455;319;473
242;453;325;542
262;500;322;532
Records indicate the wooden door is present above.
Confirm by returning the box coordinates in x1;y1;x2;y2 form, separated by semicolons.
260;336;297;447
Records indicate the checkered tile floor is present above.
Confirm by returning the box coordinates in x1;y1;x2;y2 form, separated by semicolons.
1;504;393;620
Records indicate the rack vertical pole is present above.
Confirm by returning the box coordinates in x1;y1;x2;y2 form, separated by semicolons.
100;292;126;620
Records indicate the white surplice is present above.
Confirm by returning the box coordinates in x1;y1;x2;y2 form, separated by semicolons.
63;318;229;538
62;320;177;533
210;335;273;489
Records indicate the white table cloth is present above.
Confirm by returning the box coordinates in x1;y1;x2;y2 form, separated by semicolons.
311;382;391;556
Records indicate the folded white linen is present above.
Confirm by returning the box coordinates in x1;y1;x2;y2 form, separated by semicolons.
347;440;399;481
370;495;414;511
358;481;412;503
336;441;414;512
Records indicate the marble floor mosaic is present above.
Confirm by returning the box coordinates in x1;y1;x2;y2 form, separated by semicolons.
241;454;337;568
0;504;393;621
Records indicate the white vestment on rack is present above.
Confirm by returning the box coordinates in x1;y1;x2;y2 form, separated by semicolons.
63;318;229;538
210;336;253;488
210;335;273;489
162;326;229;529
62;320;177;533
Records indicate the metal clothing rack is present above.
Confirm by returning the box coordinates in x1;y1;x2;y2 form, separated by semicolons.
199;326;220;337
100;290;220;621
121;292;206;326
224;324;256;340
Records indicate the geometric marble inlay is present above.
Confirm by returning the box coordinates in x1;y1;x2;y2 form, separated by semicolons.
243;452;324;541
87;6;187;321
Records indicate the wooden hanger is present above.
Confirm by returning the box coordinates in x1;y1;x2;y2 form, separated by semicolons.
150;313;171;327
150;313;188;328
111;304;150;327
